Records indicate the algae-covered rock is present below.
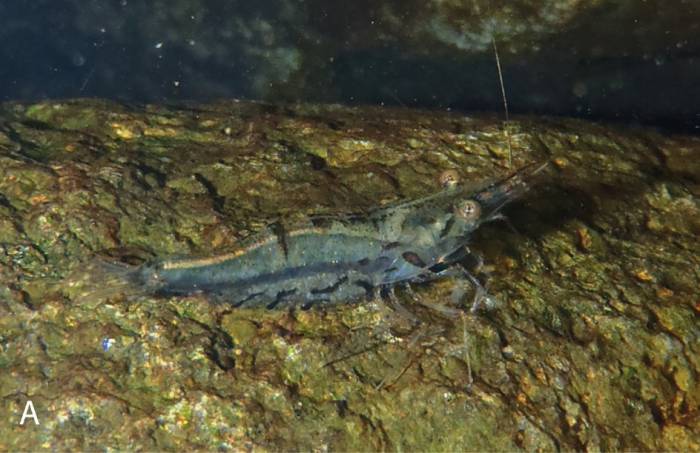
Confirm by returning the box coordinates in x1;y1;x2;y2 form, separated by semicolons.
0;99;698;450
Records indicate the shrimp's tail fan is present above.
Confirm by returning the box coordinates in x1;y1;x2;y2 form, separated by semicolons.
66;258;147;303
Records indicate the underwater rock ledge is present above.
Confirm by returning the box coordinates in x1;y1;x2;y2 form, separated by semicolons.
0;98;698;450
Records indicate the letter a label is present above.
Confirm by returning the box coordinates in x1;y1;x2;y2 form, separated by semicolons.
20;401;39;425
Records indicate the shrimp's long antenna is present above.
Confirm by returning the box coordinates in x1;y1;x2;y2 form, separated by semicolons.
491;35;513;169
482;0;514;170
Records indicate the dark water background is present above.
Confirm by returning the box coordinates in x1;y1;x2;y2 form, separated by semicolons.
1;0;698;131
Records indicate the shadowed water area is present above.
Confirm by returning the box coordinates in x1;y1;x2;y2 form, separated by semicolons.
0;99;698;450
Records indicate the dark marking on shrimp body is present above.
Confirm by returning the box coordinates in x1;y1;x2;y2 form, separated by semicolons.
402;252;427;269
439;216;456;238
270;221;289;260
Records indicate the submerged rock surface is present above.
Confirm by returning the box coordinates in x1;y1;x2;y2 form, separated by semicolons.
0;99;699;450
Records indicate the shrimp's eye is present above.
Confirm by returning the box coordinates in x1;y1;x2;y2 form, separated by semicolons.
455;200;481;221
438;169;460;188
